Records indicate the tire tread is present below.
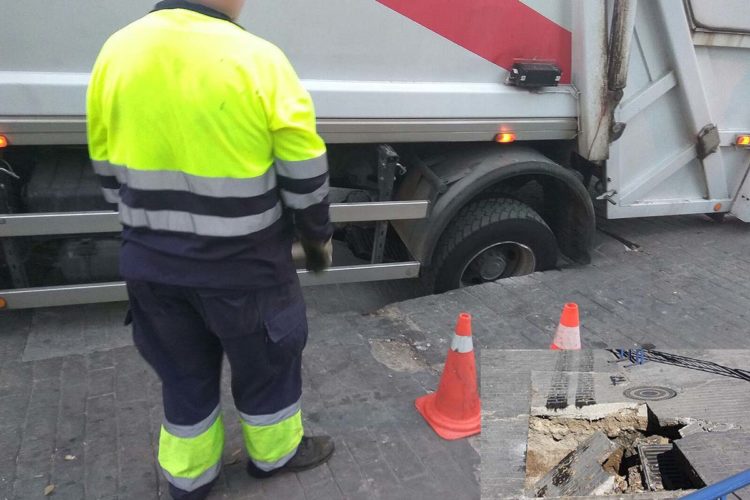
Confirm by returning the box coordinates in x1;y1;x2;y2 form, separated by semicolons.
427;197;552;292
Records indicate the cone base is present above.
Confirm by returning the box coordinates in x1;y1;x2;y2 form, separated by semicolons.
415;393;480;440
550;343;581;351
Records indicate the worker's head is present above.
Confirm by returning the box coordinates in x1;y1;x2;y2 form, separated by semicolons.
193;0;246;20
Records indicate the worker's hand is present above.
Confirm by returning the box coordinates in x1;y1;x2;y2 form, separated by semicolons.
299;238;333;273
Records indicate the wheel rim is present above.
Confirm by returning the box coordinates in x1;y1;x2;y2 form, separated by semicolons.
458;242;537;288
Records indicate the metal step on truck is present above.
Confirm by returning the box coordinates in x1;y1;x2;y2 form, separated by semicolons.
1;0;749;310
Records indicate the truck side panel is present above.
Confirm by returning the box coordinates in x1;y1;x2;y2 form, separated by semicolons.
605;0;750;219
0;0;576;142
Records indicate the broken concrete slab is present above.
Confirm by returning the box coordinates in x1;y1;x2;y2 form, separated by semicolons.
619;351;750;430
674;430;750;498
530;370;647;419
678;421;739;438
645;378;750;430
526;407;650;488
482;349;750;499
533;431;619;497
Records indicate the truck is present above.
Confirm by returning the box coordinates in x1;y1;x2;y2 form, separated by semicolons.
1;0;749;309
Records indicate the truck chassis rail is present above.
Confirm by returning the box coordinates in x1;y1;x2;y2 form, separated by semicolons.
0;201;429;310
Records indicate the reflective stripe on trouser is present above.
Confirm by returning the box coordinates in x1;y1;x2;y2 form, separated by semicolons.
158;404;224;492
240;400;303;471
127;280;307;487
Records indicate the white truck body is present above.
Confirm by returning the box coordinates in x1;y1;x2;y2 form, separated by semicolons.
1;1;577;132
2;0;748;217
1;0;749;308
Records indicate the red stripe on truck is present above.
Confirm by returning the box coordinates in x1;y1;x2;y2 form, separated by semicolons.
377;0;572;84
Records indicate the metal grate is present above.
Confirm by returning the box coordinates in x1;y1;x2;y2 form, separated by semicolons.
638;444;693;491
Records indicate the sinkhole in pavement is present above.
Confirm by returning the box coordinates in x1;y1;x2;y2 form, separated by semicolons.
526;405;699;496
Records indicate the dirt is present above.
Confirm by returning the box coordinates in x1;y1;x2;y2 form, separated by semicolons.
369;338;429;373
525;406;677;495
526;407;649;483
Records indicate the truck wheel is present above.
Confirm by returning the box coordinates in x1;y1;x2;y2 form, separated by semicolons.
431;198;557;293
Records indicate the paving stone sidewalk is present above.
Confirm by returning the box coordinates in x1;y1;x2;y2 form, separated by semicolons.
1;214;748;499
379;215;750;352
0;308;479;500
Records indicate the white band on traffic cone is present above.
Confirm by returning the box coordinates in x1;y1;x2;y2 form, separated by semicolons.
451;334;474;353
551;324;581;350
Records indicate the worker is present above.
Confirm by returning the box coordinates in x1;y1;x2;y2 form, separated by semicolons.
86;0;335;498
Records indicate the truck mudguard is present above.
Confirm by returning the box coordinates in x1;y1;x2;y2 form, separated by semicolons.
393;145;595;268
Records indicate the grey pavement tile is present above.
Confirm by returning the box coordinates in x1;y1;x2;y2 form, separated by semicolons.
674;430;750;497
326;437;367;495
297;474;345;500
372;428;428;481
0;311;31;360
87;367;115;398
22;304;132;362
295;461;336;490
61;355;87;385
258;473;306;500
31;357;64;381
0;362;32;399
11;474;50;500
84;394;118;498
2;215;749;499
87;349;115;371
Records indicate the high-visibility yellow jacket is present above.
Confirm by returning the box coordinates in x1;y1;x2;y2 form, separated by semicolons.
87;0;332;288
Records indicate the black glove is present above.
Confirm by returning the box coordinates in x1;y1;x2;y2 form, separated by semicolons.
300;238;333;273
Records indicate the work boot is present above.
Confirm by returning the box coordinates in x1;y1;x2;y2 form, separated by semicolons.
247;435;335;479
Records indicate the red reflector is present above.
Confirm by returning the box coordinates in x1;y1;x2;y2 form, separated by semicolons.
0;135;8;148
495;132;517;144
737;135;750;147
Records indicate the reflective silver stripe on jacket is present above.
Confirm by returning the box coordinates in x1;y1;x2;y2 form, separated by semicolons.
92;160;277;198
119;202;283;238
240;400;301;427
280;180;329;210
163;405;221;439
101;188;121;204
250;446;299;472
451;335;474;354
275;153;328;180
161;461;221;492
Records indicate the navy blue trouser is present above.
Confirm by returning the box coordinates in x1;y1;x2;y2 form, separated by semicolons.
126;279;308;497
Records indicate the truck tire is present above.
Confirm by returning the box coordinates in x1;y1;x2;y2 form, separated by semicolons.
430;197;557;293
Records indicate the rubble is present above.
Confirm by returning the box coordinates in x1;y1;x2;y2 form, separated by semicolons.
533;431;619;497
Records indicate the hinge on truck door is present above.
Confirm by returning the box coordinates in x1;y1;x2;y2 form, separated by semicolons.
697;124;720;160
596;190;618;205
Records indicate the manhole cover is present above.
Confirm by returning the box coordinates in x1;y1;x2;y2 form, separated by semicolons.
624;386;677;401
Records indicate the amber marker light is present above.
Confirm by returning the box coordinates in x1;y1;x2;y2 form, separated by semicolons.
0;135;8;148
736;135;750;147
495;132;517;144
0;297;7;310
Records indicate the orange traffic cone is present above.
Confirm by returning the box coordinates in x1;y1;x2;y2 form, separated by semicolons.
415;313;481;440
550;303;581;350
